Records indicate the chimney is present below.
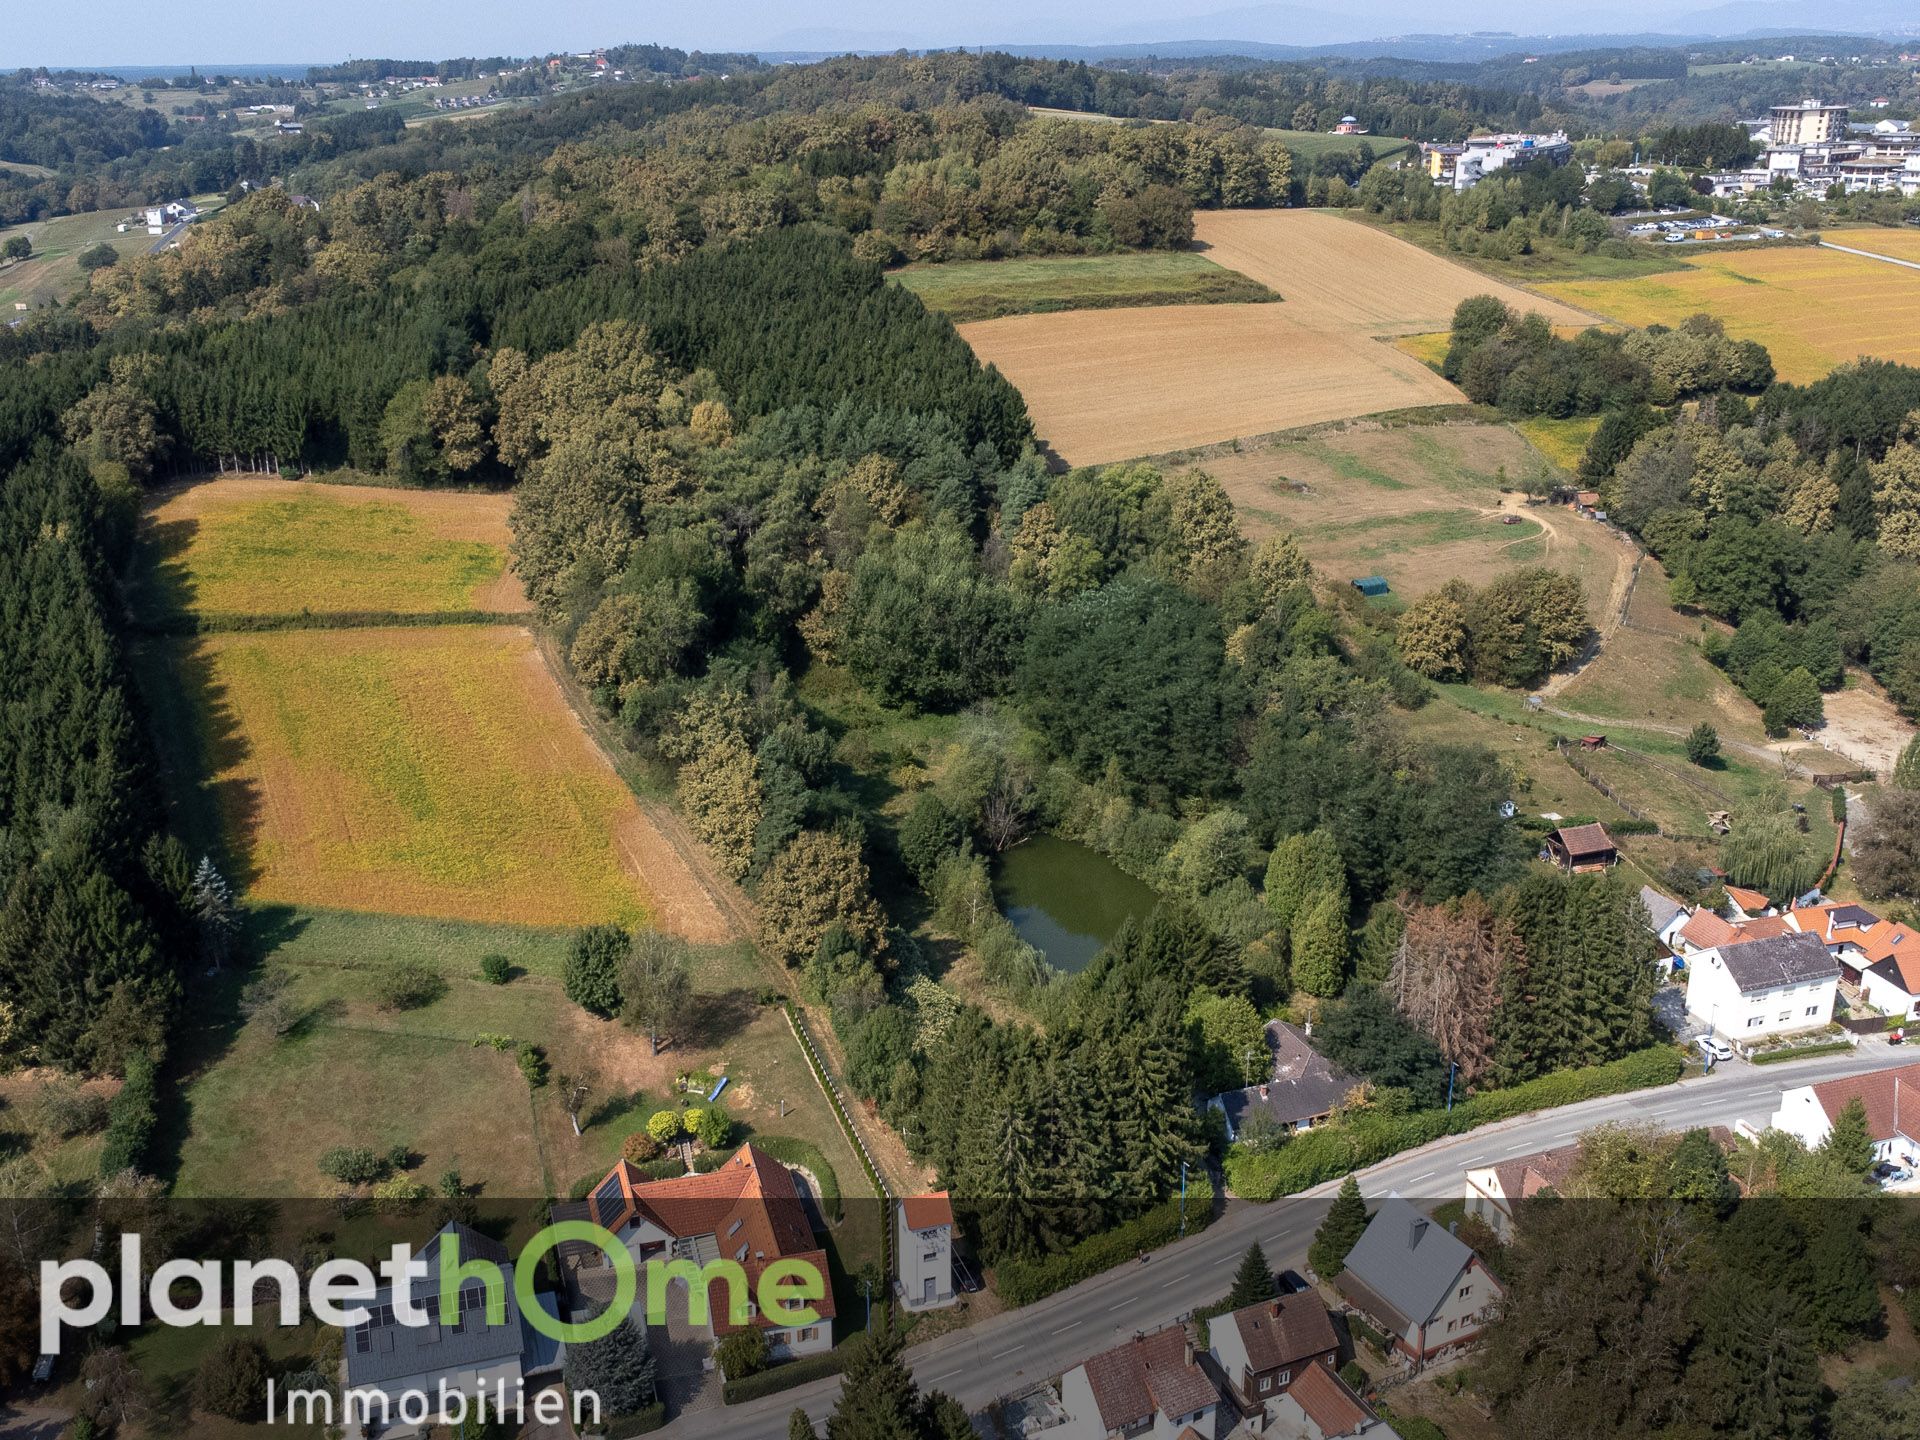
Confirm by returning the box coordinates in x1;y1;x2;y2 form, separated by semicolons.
1184;1338;1195;1366
1410;1218;1429;1249
1259;1084;1270;1100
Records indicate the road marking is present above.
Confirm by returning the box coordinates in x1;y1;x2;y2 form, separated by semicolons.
1050;1321;1082;1335
1107;1298;1137;1311
927;1368;964;1383
1160;1274;1190;1289
991;1345;1022;1358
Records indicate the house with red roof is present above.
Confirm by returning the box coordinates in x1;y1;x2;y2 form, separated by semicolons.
1206;1291;1340;1414
1462;1141;1581;1239
1771;1059;1920;1172
1788;900;1920;1020
1266;1362;1406;1438
1056;1325;1222;1440
896;1192;956;1311
560;1144;835;1359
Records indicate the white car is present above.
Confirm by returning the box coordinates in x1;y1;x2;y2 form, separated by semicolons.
1697;1036;1734;1062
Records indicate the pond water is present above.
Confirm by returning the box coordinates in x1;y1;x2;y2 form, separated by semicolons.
993;834;1162;974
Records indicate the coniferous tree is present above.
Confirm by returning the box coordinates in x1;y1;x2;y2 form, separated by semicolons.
1227;1242;1274;1309
1309;1177;1369;1279
1821;1096;1875;1177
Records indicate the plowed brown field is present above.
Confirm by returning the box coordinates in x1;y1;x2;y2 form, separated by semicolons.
958;211;1597;465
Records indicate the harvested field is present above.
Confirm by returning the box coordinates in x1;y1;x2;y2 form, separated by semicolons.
1174;419;1631;612
1818;675;1917;777
1540;244;1920;383
1831;228;1920;263
141;475;527;617
892;251;1276;323
1192;210;1595;336
958;210;1596;465
962;305;1461;465
163;624;732;933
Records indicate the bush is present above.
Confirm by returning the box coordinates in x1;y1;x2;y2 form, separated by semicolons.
76;243;119;272
518;1043;549;1087
566;925;630;1017
318;1146;388;1186
646;1109;685;1144
720;1348;847;1405
194;1336;270;1420
99;1052;159;1176
600;1402;668;1436
1226;1047;1685;1201
996;1174;1216;1306
479;953;513;985
622;1130;664;1163
716;1327;770;1380
29;1079;109;1140
1339;1360;1368;1391
1749;1041;1854;1064
376;963;447;1011
690;1104;733;1149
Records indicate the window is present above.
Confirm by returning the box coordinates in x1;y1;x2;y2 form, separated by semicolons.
735;1243;750;1262
1458;1285;1472;1299
1277;1370;1290;1386
1806;1005;1820;1016
1747;1016;1764;1028
1259;1377;1272;1393
1778;1012;1791;1022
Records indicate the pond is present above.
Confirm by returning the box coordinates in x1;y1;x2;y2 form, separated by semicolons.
993;834;1162;975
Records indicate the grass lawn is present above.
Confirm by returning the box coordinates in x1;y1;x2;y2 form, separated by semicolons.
892;251;1278;323
0;1072;115;1189
0;195;226;310
1260;128;1416;163
138;479;520;621
123;1314;331;1439
1402;697;1638;827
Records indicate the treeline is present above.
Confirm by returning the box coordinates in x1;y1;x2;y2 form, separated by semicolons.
0;446;188;1133
1590;360;1920;716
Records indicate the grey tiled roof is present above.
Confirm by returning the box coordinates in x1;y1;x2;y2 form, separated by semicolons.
1340;1198;1474;1331
343;1223;531;1387
1715;931;1840;994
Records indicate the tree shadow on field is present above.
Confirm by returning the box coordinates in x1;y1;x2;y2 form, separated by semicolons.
681;988;758;1050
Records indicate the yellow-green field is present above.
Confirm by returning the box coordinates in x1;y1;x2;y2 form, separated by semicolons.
142;476;526;617
1540;244;1920;383
168;625;654;925
1514;414;1603;473
1829;228;1920;263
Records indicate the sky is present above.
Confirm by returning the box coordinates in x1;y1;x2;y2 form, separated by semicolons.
4;0;1909;69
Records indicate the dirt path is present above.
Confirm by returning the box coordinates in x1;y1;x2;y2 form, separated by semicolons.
1484;491;1642;699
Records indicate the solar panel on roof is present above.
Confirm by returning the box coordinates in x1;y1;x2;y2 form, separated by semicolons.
592;1174;626;1229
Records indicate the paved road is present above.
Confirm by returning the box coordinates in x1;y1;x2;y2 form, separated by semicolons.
680;1041;1915;1439
1819;240;1920;273
146;221;189;254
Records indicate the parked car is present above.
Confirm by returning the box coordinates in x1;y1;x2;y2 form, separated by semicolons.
1697;1036;1734;1062
1870;1161;1913;1186
1277;1270;1310;1294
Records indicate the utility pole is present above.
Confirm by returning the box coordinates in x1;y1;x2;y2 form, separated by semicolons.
1445;1060;1458;1112
1179;1162;1188;1237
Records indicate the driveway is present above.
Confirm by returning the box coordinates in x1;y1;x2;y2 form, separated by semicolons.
0;1401;69;1440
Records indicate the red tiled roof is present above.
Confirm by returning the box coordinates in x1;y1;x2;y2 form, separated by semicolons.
1082;1327;1218;1432
1288;1362;1375;1436
1725;886;1772;913
1735;915;1794;940
592;1144;836;1329
1811;1061;1920;1143
1230;1293;1339;1373
901;1192;954;1231
1859;920;1920;994
1679;910;1742;950
1490;1141;1580;1206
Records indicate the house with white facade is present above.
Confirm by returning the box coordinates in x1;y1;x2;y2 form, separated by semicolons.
1771;1060;1920;1171
895;1192;956;1311
1264;1364;1405;1439
1684;931;1838;1039
342;1222;565;1438
1055;1325;1221;1440
1462;1142;1580;1240
557;1143;834;1361
1334;1199;1502;1366
1788;901;1920;1021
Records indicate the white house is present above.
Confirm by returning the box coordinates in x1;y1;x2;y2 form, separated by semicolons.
559;1144;834;1361
1334;1198;1502;1366
1638;886;1689;956
1771;1060;1920;1170
1685;931;1838;1039
1056;1326;1221;1440
1462;1142;1579;1240
342;1222;565;1438
895;1192;956;1312
1264;1363;1405;1439
1789;901;1920;1020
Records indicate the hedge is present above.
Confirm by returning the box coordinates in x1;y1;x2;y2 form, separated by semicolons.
748;1136;842;1221
99;1052;160;1177
1749;1041;1855;1065
721;1347;847;1404
592;1402;668;1437
995;1173;1216;1307
1225;1047;1686;1201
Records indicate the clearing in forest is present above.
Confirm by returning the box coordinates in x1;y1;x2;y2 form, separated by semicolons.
1539;243;1920;384
957;210;1594;466
1173;419;1631;613
141;476;528;618
164;624;663;927
893;251;1277;323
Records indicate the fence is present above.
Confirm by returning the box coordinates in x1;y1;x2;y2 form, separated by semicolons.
783;1004;894;1288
